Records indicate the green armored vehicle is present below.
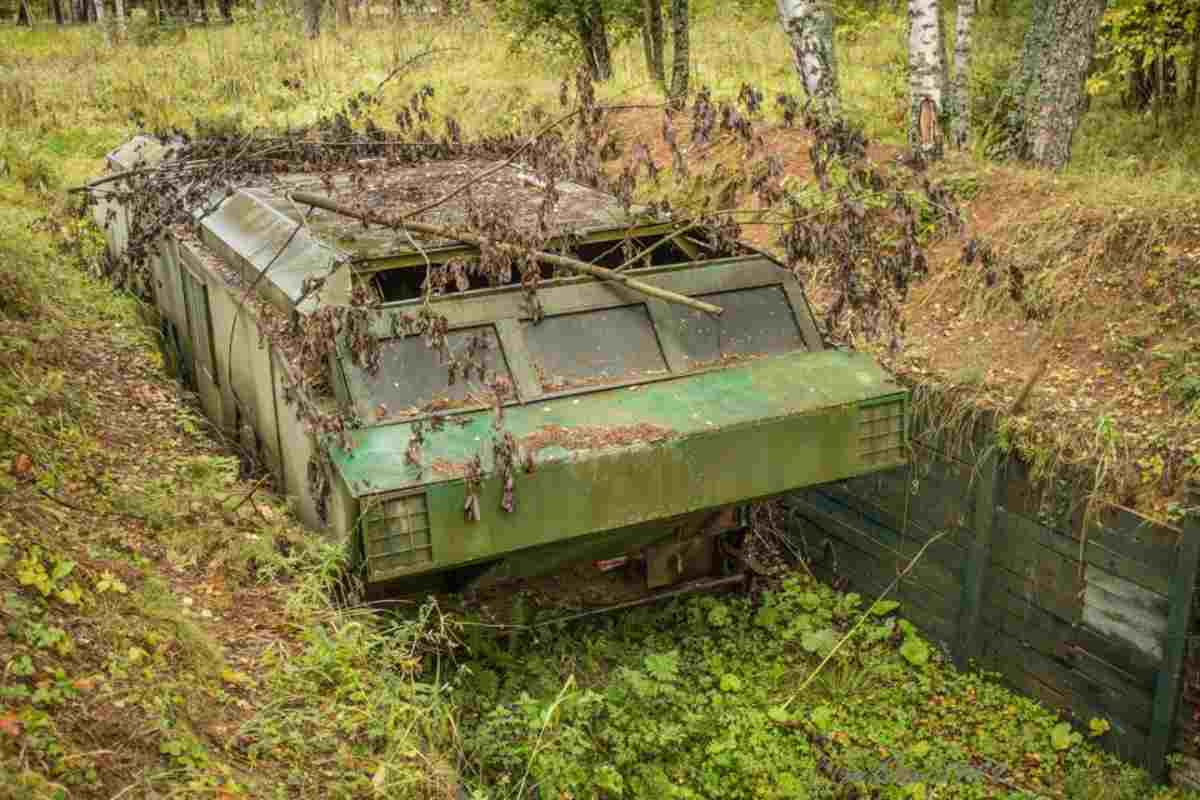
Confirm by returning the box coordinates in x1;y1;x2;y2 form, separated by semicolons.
94;136;907;594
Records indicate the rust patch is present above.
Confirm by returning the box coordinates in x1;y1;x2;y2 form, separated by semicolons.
520;422;676;455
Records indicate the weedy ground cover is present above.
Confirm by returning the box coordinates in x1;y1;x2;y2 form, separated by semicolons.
449;575;1190;799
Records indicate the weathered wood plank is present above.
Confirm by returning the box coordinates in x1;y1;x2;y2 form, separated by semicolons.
1082;568;1169;664
804;534;962;638
1146;493;1200;779
815;482;969;550
956;449;998;670
995;508;1171;597
1079;503;1181;573
984;657;1148;764
790;493;965;601
980;625;1152;738
986;556;1084;626
981;570;1161;687
980;602;1155;722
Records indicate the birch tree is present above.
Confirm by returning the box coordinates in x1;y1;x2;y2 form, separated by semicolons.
952;0;977;147
93;0;111;45
908;0;948;155
113;0;127;40
775;0;840;114
668;0;689;109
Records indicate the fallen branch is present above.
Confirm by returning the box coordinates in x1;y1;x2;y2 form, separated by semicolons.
290;191;724;316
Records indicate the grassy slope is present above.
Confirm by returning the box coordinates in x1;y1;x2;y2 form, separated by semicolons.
0;6;1197;799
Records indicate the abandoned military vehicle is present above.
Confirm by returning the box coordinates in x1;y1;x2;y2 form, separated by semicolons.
92;135;907;595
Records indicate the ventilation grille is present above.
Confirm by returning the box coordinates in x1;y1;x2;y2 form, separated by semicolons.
363;492;433;581
858;398;907;468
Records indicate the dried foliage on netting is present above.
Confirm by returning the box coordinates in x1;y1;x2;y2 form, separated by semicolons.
78;70;953;521
775;98;962;353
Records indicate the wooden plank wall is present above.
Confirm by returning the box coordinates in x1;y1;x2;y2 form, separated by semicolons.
787;417;1199;780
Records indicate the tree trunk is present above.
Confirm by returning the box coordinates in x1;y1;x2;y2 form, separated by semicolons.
952;0;975;148
1189;13;1200;109
668;0;689;109
775;0;839;115
1017;0;1107;169
93;0;111;43
113;0;126;38
335;0;350;27
52;0;64;24
908;0;948;155
642;0;665;85
303;0;322;37
576;0;613;82
16;0;32;25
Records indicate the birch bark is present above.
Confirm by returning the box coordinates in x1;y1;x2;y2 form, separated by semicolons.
908;0;948;155
93;0;111;45
775;0;839;114
113;0;126;40
952;0;976;147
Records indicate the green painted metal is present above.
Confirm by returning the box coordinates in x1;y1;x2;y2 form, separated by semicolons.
330;348;906;583
332;348;902;496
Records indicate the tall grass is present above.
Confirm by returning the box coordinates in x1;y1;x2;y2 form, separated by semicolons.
2;5;1196;193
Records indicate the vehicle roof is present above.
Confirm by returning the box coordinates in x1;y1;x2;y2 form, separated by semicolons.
106;136;658;314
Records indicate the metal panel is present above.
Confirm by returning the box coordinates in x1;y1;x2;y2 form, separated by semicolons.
649;285;804;369
180;267;222;424
372;257;791;329
422;405;859;572
363;492;433;581
332;348;907;499
522;304;668;393
347;325;512;423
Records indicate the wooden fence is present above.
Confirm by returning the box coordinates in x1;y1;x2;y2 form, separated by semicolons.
786;408;1200;782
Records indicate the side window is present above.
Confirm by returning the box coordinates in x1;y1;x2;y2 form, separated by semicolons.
355;325;514;422
521;304;669;393
181;269;217;384
652;285;804;369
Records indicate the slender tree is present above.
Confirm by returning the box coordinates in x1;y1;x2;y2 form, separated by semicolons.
303;0;322;37
335;0;351;27
113;0;127;38
668;0;689;109
642;0;666;85
1190;12;1200;109
776;0;839;114
908;0;948;155
93;0;111;44
16;0;33;25
952;0;977;147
